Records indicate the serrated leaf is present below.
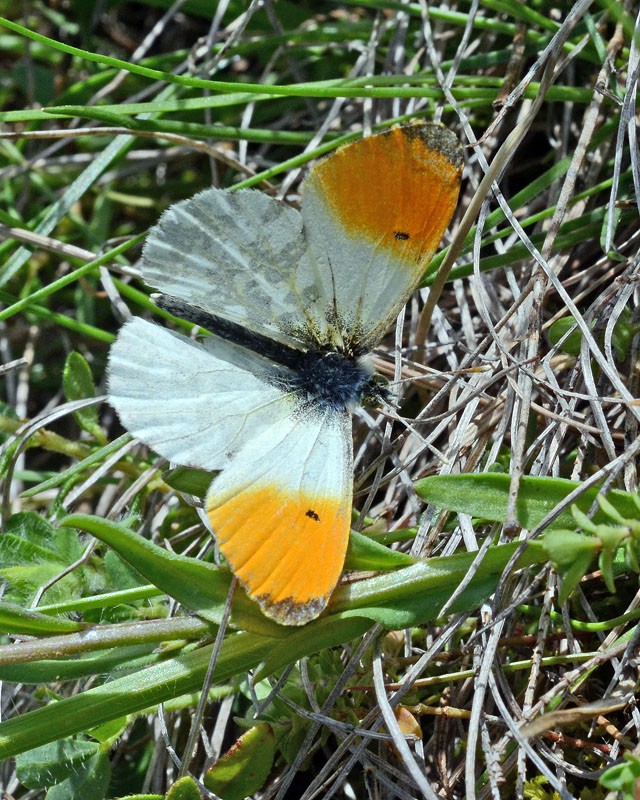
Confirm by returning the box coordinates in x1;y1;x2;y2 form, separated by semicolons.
204;723;275;800
3;512;82;564
0;513;86;603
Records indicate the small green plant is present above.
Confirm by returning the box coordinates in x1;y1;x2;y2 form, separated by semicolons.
544;493;640;603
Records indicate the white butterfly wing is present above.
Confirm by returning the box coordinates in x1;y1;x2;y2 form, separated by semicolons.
301;123;464;352
206;408;353;625
108;317;295;471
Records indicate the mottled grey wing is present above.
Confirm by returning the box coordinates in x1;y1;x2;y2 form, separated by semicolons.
141;187;331;348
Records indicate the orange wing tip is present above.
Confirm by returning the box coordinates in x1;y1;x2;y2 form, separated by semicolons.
399;121;464;171
256;592;329;626
207;482;351;626
306;121;463;261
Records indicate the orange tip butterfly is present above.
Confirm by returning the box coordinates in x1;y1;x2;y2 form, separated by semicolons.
108;122;464;625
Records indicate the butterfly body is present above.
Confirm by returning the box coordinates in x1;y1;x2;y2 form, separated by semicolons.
108;122;463;625
155;292;383;413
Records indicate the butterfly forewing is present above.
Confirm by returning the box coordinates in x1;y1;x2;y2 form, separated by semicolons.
141;188;331;348
301;123;464;353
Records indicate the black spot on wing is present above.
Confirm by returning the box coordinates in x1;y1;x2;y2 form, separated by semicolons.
394;231;410;240
306;509;320;522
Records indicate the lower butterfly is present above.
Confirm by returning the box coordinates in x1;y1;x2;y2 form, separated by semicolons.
108;122;464;625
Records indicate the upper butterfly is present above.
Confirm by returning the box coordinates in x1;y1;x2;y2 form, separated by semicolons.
108;122;464;625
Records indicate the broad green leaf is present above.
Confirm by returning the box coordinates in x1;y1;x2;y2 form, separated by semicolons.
103;550;147;591
548;317;582;355
0;631;277;759
16;739;99;788
204;723;275;800
167;776;202;800
600;753;640;792
87;716;128;744
45;750;110;800
0;532;551;761
59;514;284;637
548;311;639;361
542;530;600;569
328;540;547;629
0;513;87;604
415;473;640;531
4;511;74;551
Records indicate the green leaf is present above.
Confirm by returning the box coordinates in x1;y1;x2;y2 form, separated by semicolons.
166;776;202;800
599;547;616;594
59;514;284;637
0;600;84;635
110;796;162;800
600;753;640;792
62;352;106;444
557;550;595;605
542;530;600;569
345;531;416;570
163;466;214;498
87;716;128;744
0;512;88;604
16;739;99;788
204;723;276;800
0;643;161;684
45;750;110;800
415;473;640;531
0;631;278;759
329;539;547;629
0;539;551;760
547;317;582;355
548;311;639;362
541;530;600;604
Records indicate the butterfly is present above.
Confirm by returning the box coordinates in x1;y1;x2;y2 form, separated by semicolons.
108;122;463;625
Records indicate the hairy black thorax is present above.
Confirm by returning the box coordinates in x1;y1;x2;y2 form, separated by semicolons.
153;293;387;412
282;349;386;411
